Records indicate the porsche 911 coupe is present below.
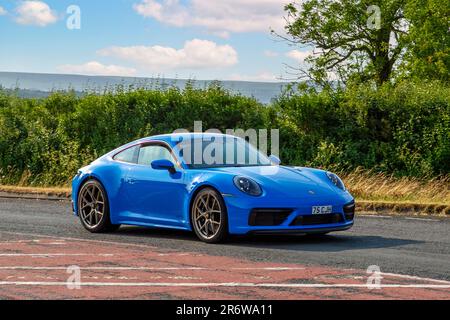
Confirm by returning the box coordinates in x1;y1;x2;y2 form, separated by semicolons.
72;133;355;243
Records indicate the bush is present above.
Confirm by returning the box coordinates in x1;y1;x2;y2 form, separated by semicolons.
0;85;269;185
0;81;448;186
274;81;450;177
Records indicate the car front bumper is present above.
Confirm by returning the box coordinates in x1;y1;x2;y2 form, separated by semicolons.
223;193;355;235
247;223;353;235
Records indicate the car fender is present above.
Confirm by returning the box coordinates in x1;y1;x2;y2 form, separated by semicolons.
183;171;239;230
72;159;126;224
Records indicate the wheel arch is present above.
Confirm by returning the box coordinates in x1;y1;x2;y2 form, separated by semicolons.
74;174;110;216
188;184;229;230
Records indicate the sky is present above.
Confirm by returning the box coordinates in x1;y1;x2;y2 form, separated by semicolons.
0;0;311;82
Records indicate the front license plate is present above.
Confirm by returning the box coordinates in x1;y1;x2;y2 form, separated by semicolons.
312;205;332;215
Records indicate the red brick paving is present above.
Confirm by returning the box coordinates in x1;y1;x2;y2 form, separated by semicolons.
0;232;449;300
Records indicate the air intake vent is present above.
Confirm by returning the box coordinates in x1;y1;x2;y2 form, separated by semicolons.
290;214;344;226
248;209;293;226
343;201;355;221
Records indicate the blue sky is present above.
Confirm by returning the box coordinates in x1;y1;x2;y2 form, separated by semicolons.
0;0;311;81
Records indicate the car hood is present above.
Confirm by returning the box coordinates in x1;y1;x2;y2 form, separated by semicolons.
205;166;339;198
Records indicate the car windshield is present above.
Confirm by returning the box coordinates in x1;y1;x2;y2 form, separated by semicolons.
175;136;273;169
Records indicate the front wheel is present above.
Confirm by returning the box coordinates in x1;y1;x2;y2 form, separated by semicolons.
77;179;120;233
191;188;228;243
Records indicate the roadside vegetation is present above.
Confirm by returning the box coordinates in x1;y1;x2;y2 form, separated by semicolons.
0;0;448;210
342;170;450;205
0;81;449;205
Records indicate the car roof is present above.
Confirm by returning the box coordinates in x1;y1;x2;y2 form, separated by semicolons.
143;132;239;145
104;133;241;159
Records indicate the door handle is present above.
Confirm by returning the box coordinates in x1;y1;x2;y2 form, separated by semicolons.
125;177;137;185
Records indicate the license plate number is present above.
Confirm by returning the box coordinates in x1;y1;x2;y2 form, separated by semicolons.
312;206;332;215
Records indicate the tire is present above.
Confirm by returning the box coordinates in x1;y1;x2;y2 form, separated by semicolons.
191;188;228;243
77;179;120;233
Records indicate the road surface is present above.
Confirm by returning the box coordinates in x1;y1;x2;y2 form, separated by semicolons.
0;198;449;299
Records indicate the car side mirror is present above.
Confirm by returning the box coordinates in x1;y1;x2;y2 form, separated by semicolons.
269;155;281;165
151;159;176;174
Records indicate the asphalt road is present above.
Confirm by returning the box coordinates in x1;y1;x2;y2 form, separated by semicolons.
0;197;449;282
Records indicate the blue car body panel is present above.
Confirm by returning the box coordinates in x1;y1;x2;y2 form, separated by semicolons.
72;133;355;235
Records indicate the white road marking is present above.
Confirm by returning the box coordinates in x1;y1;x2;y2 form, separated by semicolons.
232;267;305;271
157;253;198;257
358;215;392;219
0;240;42;244
0;281;449;289
1;267;448;286
405;217;440;222
0;253;114;257
0;266;304;271
0;231;158;249
359;215;443;222
0;240;67;246
380;272;450;284
0;266;205;270
1;232;448;287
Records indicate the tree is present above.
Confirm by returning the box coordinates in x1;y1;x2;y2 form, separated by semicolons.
279;0;409;86
401;0;449;82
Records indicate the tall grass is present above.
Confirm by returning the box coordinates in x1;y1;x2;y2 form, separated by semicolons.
341;169;450;205
2;168;448;208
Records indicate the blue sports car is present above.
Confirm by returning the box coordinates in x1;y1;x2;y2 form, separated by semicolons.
72;133;355;243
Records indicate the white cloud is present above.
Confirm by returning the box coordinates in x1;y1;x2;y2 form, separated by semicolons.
15;1;58;26
228;72;280;82
0;6;7;16
133;0;286;35
98;39;238;71
57;61;137;77
286;49;312;63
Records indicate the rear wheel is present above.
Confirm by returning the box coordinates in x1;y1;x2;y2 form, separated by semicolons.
78;179;120;233
191;188;228;243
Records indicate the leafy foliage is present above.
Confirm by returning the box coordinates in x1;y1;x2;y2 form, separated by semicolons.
279;81;450;176
0;81;448;186
401;0;450;82
282;0;449;85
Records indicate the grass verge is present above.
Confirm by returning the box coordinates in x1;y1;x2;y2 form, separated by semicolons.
341;170;449;205
0;185;71;198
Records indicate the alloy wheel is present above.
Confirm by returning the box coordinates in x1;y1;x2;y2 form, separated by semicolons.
78;182;105;229
193;190;223;240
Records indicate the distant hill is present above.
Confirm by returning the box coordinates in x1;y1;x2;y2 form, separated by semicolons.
0;72;290;104
0;88;60;99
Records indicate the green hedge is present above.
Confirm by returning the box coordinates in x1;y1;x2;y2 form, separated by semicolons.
275;81;450;177
0;82;448;186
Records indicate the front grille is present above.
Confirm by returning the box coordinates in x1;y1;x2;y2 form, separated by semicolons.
248;209;293;226
343;200;355;221
290;214;344;226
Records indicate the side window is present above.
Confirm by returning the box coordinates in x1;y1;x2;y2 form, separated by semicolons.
138;145;174;165
113;145;139;163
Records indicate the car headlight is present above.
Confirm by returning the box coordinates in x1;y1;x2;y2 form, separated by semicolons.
326;172;346;191
233;176;262;196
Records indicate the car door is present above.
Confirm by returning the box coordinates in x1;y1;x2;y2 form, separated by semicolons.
123;142;186;227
